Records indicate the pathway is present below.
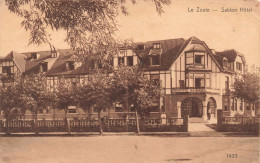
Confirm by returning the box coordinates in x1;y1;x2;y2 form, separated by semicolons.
188;121;223;137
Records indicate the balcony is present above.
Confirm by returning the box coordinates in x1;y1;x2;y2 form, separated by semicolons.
172;88;220;94
186;64;211;72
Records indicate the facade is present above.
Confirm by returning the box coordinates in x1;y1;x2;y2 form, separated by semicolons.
0;36;256;121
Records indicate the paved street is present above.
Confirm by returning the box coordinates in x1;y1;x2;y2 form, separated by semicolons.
0;136;258;163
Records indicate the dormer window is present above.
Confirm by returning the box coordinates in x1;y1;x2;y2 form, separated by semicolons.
40;62;48;72
66;61;75;71
150;54;160;66
195;54;205;64
31;53;38;60
236;62;242;71
137;44;145;50
223;58;228;67
51;51;57;58
153;43;161;49
2;66;12;75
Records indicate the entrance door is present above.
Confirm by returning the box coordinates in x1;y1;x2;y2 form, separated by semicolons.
181;98;203;118
191;101;200;117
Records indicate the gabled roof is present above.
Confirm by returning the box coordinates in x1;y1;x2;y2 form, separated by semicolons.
1;51;27;73
22;49;72;74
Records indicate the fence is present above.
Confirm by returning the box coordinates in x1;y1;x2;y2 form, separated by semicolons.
217;110;259;133
0;117;187;133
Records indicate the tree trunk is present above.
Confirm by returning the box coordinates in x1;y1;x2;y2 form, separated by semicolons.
88;108;92;120
135;109;140;135
64;108;68;121
5;111;10;135
34;110;38;134
98;111;103;135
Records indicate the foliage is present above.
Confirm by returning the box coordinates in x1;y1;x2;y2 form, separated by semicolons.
0;82;25;120
111;65;161;116
4;0;171;62
233;66;260;103
21;74;55;119
54;78;77;119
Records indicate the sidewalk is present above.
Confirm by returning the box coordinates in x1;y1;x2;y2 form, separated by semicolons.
0;131;258;137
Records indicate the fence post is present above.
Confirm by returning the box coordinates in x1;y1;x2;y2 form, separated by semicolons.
217;110;223;131
183;110;188;132
67;119;71;134
126;115;129;132
101;118;105;132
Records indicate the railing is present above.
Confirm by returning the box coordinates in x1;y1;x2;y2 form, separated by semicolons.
222;116;259;125
0;117;186;133
217;110;259;133
172;88;220;94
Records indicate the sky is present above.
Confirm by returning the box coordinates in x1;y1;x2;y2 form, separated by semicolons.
0;0;259;66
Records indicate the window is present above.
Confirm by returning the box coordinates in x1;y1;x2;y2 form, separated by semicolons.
225;76;229;90
40;63;48;72
2;66;11;74
68;106;77;113
127;56;133;66
234;98;237;111
224;97;229;111
223;59;228;67
246;103;250;110
137;44;145;50
66;61;75;71
150;55;160;65
195;78;205;88
195;55;203;64
118;57;124;65
179;80;185;88
39;109;43;114
68;108;76;113
149;106;159;112
115;107;124;112
231;98;234;111
150;74;160;86
109;59;113;66
153;43;161;49
239;100;243;111
236;62;242;71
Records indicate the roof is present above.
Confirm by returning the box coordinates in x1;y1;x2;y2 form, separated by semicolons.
0;37;246;76
132;38;185;71
212;54;224;67
1;51;27;73
215;49;238;62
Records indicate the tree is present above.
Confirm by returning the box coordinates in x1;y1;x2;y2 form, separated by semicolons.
87;72;114;134
21;74;55;134
54;79;77;121
111;65;161;134
233;66;260;104
74;83;95;120
0;81;25;134
4;0;171;62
